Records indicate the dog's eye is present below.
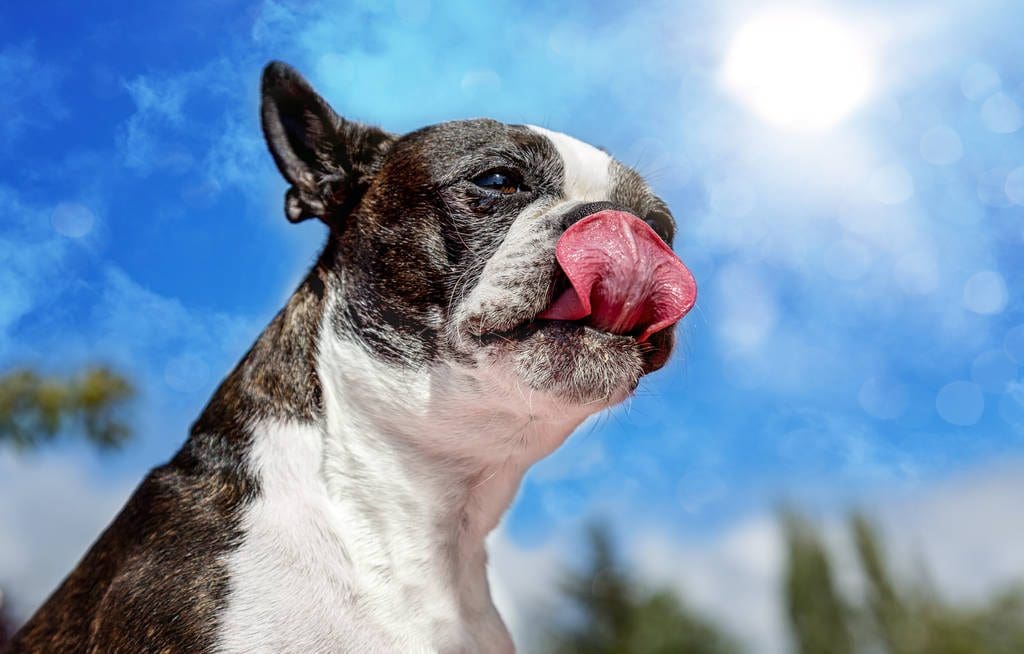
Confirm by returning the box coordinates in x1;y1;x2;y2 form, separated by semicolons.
645;209;675;243
471;170;526;195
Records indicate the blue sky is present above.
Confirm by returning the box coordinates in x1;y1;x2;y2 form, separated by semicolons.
2;0;1024;648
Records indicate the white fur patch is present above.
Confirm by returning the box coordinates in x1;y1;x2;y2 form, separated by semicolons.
528;125;613;202
217;295;597;653
215;419;385;653
453;198;562;335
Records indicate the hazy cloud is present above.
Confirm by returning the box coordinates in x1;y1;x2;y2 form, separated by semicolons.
0;44;66;146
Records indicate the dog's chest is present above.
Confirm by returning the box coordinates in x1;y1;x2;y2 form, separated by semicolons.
214;421;512;654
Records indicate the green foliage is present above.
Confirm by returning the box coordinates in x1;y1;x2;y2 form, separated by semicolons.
0;366;136;450
782;510;854;654
851;511;914;653
0;364;136;645
783;511;1024;654
0;590;11;649
852;512;1024;654
547;523;740;654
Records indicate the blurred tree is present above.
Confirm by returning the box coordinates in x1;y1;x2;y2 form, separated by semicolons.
851;512;914;653
0;365;136;649
547;523;740;654
784;511;1024;654
0;366;135;450
782;510;853;654
851;513;1024;654
0;589;12;649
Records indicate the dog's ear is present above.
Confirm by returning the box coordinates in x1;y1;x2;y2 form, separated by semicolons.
260;61;394;224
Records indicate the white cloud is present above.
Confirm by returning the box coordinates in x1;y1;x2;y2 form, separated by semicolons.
0;452;133;622
3;250;258;406
0;44;66;144
488;530;567;653
629;517;789;654
86;267;256;376
879;462;1024;600
116;59;261;183
0;187;73;360
117;74;195;174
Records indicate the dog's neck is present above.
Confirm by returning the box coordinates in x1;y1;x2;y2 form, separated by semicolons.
313;281;591;572
205;264;594;650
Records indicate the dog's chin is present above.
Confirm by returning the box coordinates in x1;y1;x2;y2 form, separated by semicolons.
476;320;675;407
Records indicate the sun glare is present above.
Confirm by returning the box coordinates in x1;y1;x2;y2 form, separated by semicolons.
722;10;875;131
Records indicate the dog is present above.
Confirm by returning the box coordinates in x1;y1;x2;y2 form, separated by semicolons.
6;61;696;653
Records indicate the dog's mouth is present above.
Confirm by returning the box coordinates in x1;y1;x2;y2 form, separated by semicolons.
474;210;696;374
476;317;673;373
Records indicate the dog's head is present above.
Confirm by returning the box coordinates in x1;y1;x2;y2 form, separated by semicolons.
260;62;696;412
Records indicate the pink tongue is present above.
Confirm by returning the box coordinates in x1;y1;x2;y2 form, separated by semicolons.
538;210;697;342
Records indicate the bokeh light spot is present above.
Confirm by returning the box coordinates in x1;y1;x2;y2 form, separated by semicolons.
1004;166;1024;205
963;271;1008;315
980;93;1023;133
961;63;1001;100
999;385;1024;431
970;349;1018;394
936;381;985;426
50;202;96;238
1004;325;1024;364
977;168;1015;208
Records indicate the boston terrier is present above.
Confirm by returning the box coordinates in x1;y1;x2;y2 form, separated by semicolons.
7;61;696;653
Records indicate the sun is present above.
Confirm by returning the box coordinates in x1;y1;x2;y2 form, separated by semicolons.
722;10;875;130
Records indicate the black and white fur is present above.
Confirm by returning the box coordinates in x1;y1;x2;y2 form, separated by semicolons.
7;62;682;654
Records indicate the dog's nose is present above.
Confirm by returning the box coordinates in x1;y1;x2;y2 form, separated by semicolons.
560;201;674;245
540;209;697;341
559;201;627;231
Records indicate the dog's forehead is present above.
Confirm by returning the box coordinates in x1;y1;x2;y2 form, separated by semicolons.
396;118;549;161
387;118;659;213
526;124;613;202
526;126;659;214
